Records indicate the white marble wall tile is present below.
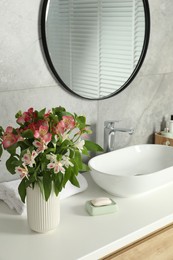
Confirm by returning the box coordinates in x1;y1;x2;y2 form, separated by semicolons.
0;0;98;182
140;0;173;76
98;72;173;149
97;0;173;150
0;0;97;126
0;86;97;127
0;0;55;91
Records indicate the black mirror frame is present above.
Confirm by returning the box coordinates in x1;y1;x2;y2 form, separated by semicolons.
40;0;150;100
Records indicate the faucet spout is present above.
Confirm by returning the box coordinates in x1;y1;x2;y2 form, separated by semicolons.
104;121;134;152
113;127;134;135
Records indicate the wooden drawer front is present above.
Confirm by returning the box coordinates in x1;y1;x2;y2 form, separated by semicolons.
102;224;173;260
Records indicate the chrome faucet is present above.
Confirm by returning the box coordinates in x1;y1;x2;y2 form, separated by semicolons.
104;121;134;152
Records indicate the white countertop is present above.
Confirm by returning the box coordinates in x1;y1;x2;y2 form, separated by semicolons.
0;173;173;260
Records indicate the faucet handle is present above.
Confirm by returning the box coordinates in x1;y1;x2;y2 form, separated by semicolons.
104;120;119;129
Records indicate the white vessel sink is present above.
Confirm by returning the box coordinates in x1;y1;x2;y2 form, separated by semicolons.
89;144;173;197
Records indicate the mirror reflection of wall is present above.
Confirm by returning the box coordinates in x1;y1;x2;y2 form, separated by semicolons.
44;0;148;99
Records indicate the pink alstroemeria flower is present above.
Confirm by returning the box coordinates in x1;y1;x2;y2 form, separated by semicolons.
54;120;66;134
16;116;25;125
62;115;75;130
55;116;75;135
5;126;13;133
44;110;51;118
2;127;17;148
17;107;35;125
15;165;29;179
34;125;52;144
2;126;24;149
35;120;49;130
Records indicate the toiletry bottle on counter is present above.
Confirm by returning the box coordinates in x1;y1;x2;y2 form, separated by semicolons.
169;115;173;134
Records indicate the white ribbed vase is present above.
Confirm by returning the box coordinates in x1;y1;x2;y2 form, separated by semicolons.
26;185;60;233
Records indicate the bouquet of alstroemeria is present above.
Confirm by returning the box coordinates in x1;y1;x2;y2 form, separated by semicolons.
0;107;103;202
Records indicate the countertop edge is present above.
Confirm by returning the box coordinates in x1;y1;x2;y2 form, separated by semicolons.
80;214;173;260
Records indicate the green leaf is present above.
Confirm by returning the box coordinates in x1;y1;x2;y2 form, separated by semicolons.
0;126;4;136
21;129;34;139
74;151;82;169
84;140;103;152
6;142;18;155
79;163;90;172
54;106;66;113
6;156;20;174
37;108;46;119
62;167;72;187
40;160;48;172
53;182;59;196
82;146;89;156
70;174;80;188
59;139;72;152
0;144;3;158
76;116;86;129
53;172;63;195
53;107;66;120
15;110;22;119
61;111;73;117
43;172;52;201
37;178;44;197
18;178;26;203
53;179;60;196
71;159;79;176
18;140;30;150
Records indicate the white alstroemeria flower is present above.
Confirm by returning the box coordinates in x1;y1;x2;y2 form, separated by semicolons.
46;153;57;163
62;154;74;168
75;139;85;152
15;164;29;179
47;153;67;174
22;149;38;167
47;161;65;174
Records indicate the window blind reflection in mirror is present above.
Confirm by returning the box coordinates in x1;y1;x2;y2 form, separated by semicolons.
46;0;145;99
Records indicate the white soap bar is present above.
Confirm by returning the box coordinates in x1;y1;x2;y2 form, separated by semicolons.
91;197;112;207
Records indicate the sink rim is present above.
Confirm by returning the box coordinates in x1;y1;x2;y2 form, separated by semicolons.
89;144;173;197
89;144;173;178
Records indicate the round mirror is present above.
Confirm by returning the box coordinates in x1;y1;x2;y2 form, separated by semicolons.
41;0;150;100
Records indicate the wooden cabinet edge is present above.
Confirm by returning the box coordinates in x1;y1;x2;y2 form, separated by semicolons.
101;223;173;260
155;133;173;146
